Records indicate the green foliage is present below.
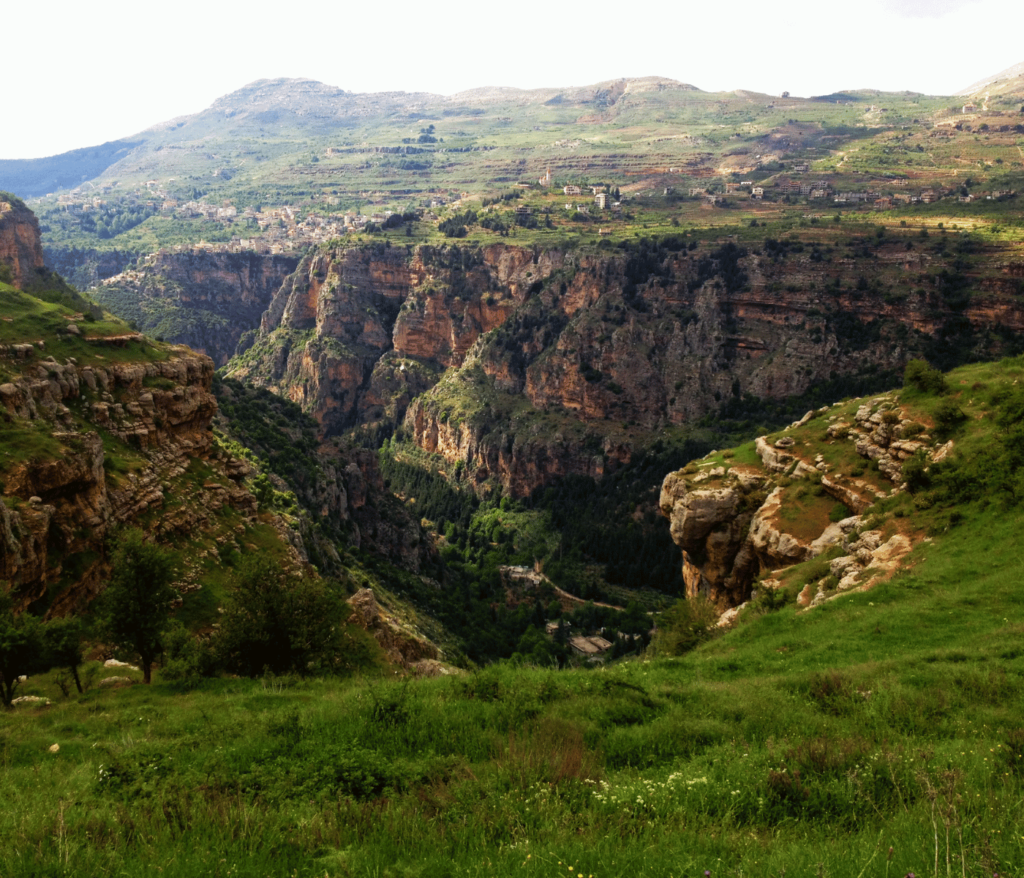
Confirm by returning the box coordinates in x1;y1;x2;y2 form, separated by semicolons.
100;528;178;684
2;493;1024;878
829;502;853;522
159;620;216;688
0;593;46;706
438;209;477;238
901;448;931;494
215;557;352;677
932;397;967;437
652;595;719;655
42;616;86;695
904;358;948;394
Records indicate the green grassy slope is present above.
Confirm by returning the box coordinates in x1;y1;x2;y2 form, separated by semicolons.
13;75;1023;258
4;360;1024;877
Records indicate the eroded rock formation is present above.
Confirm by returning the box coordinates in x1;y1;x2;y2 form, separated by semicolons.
91;250;300;364
0;345;266;613
226;238;1024;497
0;197;45;288
660;395;937;609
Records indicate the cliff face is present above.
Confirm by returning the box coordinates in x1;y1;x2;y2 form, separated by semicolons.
90;250;300;365
227;238;1024;496
44;246;139;292
0;343;269;613
0;197;45;288
211;377;437;577
229;244;523;434
659;395;934;610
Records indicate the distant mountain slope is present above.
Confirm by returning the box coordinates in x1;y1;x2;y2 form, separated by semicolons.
957;60;1024;96
0;139;142;198
0;75;698;199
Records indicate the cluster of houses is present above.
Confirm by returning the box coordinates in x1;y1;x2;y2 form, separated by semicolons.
560;185;616;212
687;176;1016;211
172;206;402;255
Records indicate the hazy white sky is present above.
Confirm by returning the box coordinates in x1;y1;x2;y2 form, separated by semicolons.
4;0;1020;160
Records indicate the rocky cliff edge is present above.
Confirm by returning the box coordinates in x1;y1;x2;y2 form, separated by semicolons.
659;386;959;614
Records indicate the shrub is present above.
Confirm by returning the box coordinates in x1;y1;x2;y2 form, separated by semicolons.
653;595;719;655
900;449;931;494
160;620;216;687
933;397;967;437
0;593;46;706
805;670;857;715
215;557;350;677
904;359;948;394
829;502;852;522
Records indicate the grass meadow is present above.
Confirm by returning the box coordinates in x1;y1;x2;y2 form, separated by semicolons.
4;496;1023;878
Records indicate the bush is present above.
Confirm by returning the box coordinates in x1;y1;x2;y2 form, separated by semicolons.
904;359;948;394
829;502;853;522
215;557;350;677
160;620;216;688
901;449;931;494
653;595;719;655
933;397;967;437
0;593;46;706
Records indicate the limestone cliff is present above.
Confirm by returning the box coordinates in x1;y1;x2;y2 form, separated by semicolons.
227;237;1024;497
90;250;299;365
0;339;275;613
212;374;437;576
228;244;521;433
659;393;935;610
0;195;45;288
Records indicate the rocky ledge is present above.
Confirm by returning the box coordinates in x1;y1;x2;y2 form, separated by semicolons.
0;346;276;614
660;392;950;612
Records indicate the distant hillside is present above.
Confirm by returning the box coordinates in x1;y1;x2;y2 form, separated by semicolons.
0;139;142;198
957;59;1024;97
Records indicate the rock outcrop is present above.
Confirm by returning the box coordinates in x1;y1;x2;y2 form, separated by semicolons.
660;394;946;609
226;238;1024;497
0;196;45;288
0;342;278;614
346;587;441;669
91;250;300;365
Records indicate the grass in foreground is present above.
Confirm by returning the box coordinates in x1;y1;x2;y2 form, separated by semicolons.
3;496;1024;877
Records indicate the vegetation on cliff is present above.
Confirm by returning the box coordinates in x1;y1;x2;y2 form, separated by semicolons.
4;188;1024;875
3;448;1024;874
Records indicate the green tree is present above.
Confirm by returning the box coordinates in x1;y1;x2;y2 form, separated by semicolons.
904;359;948;395
215;557;348;677
101;528;178;684
43;616;86;694
0;593;46;707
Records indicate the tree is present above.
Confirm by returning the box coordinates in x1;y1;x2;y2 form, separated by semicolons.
43;616;86;694
0;593;46;707
215;557;347;677
101;528;178;684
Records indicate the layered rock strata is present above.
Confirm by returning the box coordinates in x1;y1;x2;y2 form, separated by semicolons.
92;250;300;364
660;395;943;609
0;346;264;613
0;197;45;288
229;238;1024;496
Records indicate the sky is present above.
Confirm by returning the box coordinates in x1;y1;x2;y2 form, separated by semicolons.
3;0;1021;160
